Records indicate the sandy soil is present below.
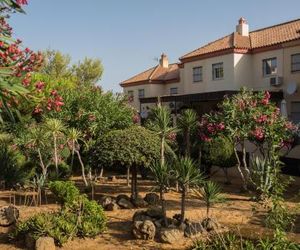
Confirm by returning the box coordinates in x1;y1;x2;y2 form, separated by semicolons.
0;170;299;250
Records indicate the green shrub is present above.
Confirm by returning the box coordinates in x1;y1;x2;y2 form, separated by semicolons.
48;162;72;181
48;181;80;207
12;181;106;246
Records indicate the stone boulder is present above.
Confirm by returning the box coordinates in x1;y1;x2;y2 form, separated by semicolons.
184;221;204;238
144;193;159;205
98;196;114;208
117;198;134;209
116;194;130;203
105;202;120;211
35;237;55;250
132;220;156;240
201;218;219;232
0;205;19;227
160;228;184;244
133;210;152;222
132;197;148;208
146;207;164;219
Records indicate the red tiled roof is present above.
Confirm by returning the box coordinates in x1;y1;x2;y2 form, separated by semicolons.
180;18;300;60
120;63;180;86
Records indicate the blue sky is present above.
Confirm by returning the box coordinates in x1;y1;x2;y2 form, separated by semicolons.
9;0;300;92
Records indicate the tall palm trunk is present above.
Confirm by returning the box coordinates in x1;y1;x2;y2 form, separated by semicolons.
160;136;165;165
180;185;186;225
53;134;58;174
70;140;75;168
75;149;88;186
37;148;47;179
160;187;167;226
185;129;190;157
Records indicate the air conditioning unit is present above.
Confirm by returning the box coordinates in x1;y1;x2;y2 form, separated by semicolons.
270;76;283;86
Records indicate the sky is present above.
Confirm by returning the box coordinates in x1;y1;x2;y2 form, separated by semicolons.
9;0;300;92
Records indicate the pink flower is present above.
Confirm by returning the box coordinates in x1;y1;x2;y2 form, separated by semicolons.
50;90;58;96
255;114;268;123
261;91;271;105
251;127;264;141
167;132;177;142
16;0;28;5
35;81;45;91
207;123;215;134
216;122;225;131
132;114;140;124
200;134;212;142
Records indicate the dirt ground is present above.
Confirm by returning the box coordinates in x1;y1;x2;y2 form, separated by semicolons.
0;169;300;250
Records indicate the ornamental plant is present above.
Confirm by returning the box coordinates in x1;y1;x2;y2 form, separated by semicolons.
199;88;298;192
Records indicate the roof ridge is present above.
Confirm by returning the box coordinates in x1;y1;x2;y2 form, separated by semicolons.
121;66;156;83
250;18;300;34
180;33;232;59
149;65;160;81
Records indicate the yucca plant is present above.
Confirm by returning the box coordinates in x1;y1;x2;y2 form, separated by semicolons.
44;118;66;174
178;109;198;157
193;181;225;219
149;161;170;225
67;128;88;186
147;105;177;165
173;157;203;225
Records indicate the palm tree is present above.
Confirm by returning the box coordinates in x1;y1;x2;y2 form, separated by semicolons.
178;109;198;157
173;157;203;225
193;181;225;219
149;105;176;165
44;118;65;174
67;128;88;186
149;162;170;225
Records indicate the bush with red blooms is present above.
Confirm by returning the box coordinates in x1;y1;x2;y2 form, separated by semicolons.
199;88;298;189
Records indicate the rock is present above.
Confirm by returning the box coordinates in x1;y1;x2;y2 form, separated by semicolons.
105;202;120;211
184;222;204;237
132;210;152;222
116;194;130;203
0;205;19;227
132;197;148;208
132;220;156;240
144;193;159;205
25;233;35;250
117;198;134;209
201;218;219;232
146;207;164;219
35;237;55;250
160;228;184;244
98;196;114;208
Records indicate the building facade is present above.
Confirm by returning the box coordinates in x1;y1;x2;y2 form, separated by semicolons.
120;18;300;124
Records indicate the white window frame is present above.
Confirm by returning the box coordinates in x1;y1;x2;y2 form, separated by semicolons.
138;89;145;99
263;57;277;76
212;63;224;80
291;53;300;73
193;66;203;82
170;87;178;95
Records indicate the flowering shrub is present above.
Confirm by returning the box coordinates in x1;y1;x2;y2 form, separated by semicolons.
199;88;298;191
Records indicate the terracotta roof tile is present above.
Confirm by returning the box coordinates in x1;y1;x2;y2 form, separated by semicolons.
121;63;179;86
181;18;300;60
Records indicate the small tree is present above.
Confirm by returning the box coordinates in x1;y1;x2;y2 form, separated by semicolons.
193;181;225;219
178;109;198;157
90;126;160;199
149;162;170;225
173;157;203;225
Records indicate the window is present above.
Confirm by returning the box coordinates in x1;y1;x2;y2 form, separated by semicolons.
127;90;134;102
138;89;145;98
170;87;178;95
193;67;203;82
212;63;224;80
263;58;277;76
291;102;300;124
291;54;300;72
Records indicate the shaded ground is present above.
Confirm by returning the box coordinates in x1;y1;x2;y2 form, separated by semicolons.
0;170;299;250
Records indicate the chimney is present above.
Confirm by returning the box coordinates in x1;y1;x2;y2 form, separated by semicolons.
236;17;249;36
159;53;169;68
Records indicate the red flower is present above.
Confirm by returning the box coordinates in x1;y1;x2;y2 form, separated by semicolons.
35;81;45;91
200;134;212;142
216;122;225;131
251;127;264;141
16;0;28;5
255;114;268;123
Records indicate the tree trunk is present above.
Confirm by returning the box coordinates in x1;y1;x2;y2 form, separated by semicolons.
160;187;167;226
185;130;190;157
131;165;138;200
76;149;88;186
37;148;47;179
234;147;247;190
180;185;186;225
127;167;130;187
206;202;210;219
53;135;58;175
99;166;104;178
160;137;165;166
71;140;75;168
